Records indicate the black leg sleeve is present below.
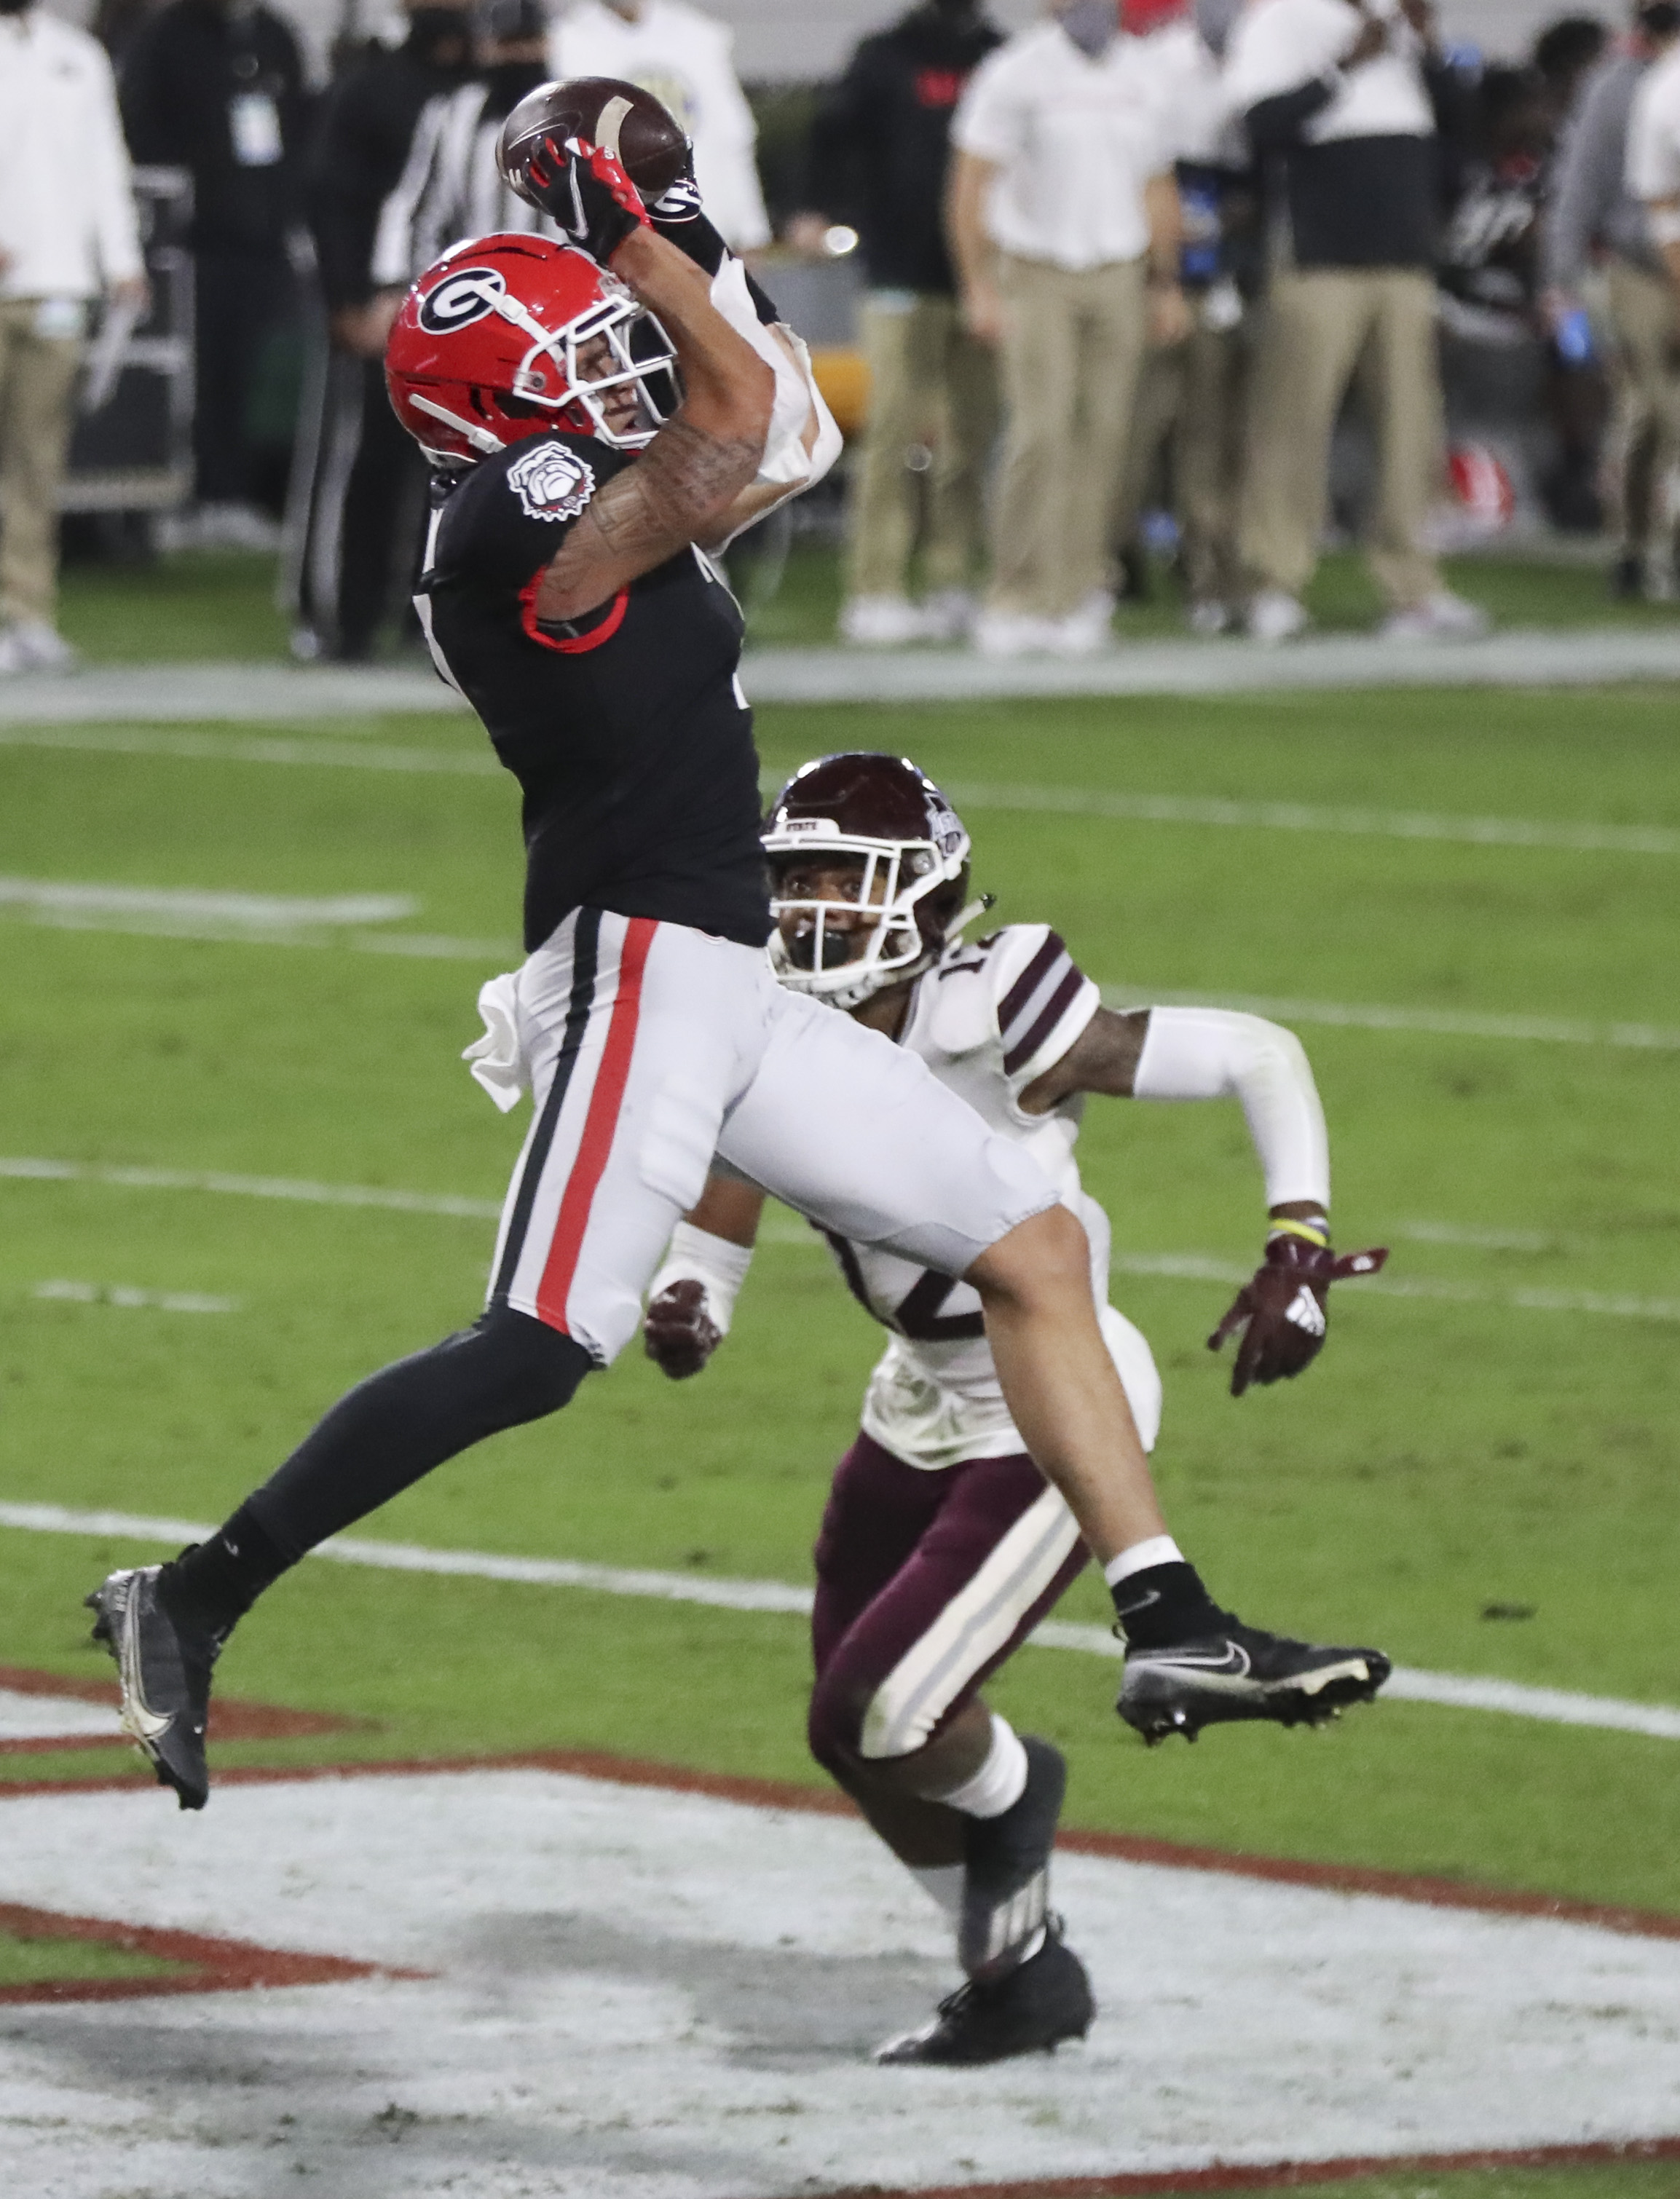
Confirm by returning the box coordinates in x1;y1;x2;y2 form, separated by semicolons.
246;1306;592;1560
165;1308;593;1635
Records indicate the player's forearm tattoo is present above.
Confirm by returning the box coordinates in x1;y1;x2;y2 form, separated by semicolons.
541;417;760;618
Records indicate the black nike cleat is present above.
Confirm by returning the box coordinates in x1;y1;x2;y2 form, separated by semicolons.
84;1566;221;1809
1118;1623;1391;1745
958;1735;1065;1979
875;1917;1095;2066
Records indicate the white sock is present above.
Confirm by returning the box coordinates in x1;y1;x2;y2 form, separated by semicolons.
1103;1533;1183;1588
909;1863;965;1924
939;1713;1028;1820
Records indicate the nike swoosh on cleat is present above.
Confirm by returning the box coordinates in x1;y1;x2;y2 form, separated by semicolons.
122;1702;174;1742
1141;1645;1252;1676
1113;1587;1161;1620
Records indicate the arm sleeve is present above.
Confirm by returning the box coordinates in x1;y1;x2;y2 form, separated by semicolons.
1132;1007;1330;1209
950;48;1023;165
1244;77;1338;151
88;47;144;285
1544;68;1620;290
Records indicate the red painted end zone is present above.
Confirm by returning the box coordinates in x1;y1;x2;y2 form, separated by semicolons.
0;1898;426;2006
0;1663;360;1755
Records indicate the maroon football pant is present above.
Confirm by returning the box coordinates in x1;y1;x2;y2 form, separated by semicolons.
808;1431;1087;1777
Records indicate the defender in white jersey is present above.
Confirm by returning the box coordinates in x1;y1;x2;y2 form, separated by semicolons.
644;751;1389;2066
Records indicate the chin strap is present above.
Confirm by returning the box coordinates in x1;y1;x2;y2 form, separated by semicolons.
944;894;996;946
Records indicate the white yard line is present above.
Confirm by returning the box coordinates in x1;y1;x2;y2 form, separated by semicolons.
31;1280;239;1314
939;779;1680;857
0;1155;502;1220
0;878;417;927
3;1498;1676;1744
6;719;1678;863
1100;982;1680;1051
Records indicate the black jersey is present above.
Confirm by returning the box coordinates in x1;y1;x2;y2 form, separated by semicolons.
417;432;771;955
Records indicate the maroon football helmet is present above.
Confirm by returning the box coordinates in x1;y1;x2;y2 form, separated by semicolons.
762;753;976;1008
384;232;677;463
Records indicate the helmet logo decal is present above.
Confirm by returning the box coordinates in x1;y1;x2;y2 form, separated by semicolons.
928;804;965;857
418;268;508;333
506;441;597;521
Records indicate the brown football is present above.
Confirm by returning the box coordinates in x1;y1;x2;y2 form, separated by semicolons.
497;76;691;208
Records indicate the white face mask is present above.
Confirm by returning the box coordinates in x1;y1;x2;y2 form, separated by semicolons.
1058;0;1118;55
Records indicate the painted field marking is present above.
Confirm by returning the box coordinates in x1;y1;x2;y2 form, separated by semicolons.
936;778;1680;857
0;1155;502;1220
3;1158;1672;1321
6;719;1676;863
0;723;500;774
1100;982;1680;1051
2;1762;1678;2196
3;1499;1676;1745
0;877;417;928
31;1280;240;1315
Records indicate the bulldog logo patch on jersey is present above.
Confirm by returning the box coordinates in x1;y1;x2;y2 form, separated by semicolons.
506;442;596;523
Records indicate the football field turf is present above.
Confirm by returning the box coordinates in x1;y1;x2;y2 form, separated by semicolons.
1;679;1676;2194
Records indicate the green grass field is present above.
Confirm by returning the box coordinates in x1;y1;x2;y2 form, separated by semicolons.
51;536;1680;660
1;636;1678;2195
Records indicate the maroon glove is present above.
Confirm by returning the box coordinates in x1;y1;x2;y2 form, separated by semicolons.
643;1278;722;1381
1208;1233;1387;1397
524;134;651;265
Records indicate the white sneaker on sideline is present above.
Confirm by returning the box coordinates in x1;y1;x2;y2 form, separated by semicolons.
160;502;282;553
1247;589;1309;644
971;609;1066;658
839;594;935;647
1187;599;1231;636
1052;590;1115;656
5;620;79;672
1379;590;1489;641
920;587;979;642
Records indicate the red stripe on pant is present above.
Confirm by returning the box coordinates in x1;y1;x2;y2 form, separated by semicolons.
535;917;658;1333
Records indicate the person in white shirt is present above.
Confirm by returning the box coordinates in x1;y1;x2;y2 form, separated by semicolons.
0;0;145;673
1626;20;1680;353
548;0;771;254
947;0;1190;657
1223;0;1485;643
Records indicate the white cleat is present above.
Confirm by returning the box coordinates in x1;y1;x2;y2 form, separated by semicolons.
1246;588;1310;644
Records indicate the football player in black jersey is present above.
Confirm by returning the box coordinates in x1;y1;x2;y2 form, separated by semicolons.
86;145;1382;1976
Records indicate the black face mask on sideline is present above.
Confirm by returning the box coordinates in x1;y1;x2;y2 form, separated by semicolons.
484;58;549;111
407;7;474;69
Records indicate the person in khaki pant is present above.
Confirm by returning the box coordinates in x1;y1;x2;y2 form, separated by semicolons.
795;0;1003;645
1223;0;1485;641
948;0;1189;656
843;291;998;631
0;1;146;672
1604;255;1680;586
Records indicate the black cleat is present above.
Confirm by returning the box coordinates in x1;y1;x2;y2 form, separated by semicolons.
84;1566;221;1810
959;1735;1065;1978
1118;1623;1390;1745
875;1917;1095;2066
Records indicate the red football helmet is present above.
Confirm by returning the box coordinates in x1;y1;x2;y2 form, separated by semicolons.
762;753;977;1009
384;232;677;463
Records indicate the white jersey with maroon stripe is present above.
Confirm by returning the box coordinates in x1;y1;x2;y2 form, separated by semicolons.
826;924;1163;1472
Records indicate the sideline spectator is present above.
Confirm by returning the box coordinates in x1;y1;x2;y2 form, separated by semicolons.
0;0;146;673
1114;0;1253;632
948;0;1190;657
1226;0;1486;641
1550;1;1680;596
549;0;771;253
121;0;308;548
795;0;1003;647
1534;12;1612;123
287;0;474;660
371;0;558;290
1626;5;1680;532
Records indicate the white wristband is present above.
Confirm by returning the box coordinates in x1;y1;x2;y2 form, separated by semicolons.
647;1222;754;1337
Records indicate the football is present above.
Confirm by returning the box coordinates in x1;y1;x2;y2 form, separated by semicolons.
497;76;692;210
